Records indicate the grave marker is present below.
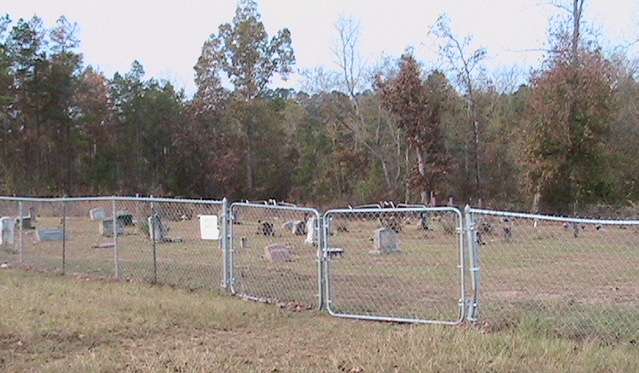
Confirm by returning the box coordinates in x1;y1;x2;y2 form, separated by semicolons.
148;215;169;242
199;215;220;240
0;217;16;245
304;217;316;245
370;227;401;254
89;207;107;221
36;228;66;242
99;219;124;237
264;243;293;262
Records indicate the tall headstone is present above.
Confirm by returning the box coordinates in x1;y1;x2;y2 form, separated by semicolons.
199;215;219;240
370;227;401;254
148;215;168;241
304;217;316;245
0;217;16;245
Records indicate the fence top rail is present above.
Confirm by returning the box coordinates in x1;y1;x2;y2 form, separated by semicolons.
326;206;462;216
0;196;223;205
231;201;320;216
469;207;639;226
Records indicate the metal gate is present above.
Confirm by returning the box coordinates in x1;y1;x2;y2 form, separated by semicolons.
229;202;322;309
466;207;639;341
323;206;465;324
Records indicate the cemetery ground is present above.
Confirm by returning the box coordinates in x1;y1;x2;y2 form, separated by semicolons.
0;270;638;372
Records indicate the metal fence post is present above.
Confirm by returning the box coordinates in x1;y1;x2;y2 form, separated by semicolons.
150;197;158;284
17;201;23;264
221;197;230;290
61;198;67;275
464;205;480;323
317;213;325;310
112;197;119;280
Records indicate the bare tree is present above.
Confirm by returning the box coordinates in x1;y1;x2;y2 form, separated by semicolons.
432;15;487;200
331;16;405;197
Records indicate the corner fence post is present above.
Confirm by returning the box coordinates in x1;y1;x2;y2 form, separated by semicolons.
464;205;480;323
18;201;23;264
317;213;325;310
62;197;67;275
112;197;119;280
221;197;230;291
150;197;158;284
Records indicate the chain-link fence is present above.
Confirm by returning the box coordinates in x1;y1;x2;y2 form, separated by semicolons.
3;195;639;341
467;207;639;343
0;198;67;274
0;196;224;291
323;206;465;324
230;202;321;309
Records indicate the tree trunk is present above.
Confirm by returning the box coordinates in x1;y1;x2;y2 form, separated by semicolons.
245;114;255;195
416;147;428;204
472;118;481;198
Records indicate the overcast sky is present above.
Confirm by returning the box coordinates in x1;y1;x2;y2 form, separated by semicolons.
4;0;638;95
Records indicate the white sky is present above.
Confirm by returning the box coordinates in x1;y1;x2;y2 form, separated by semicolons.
4;0;639;95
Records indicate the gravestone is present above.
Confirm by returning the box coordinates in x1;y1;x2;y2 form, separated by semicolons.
264;243;292;262
199;215;219;240
304;217;316;245
370;227;400;254
18;217;34;230
281;220;296;232
293;220;306;236
282;220;306;236
36;228;66;242
117;211;134;226
0;217;16;245
148;215;169;242
89;207;107;221
99;219;124;237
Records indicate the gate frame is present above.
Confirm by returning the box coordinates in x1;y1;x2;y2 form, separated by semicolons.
322;206;466;325
228;202;323;309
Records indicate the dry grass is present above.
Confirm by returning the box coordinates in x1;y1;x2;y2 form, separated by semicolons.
1;269;639;372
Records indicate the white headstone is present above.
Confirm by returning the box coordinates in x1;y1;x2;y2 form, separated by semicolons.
199;215;219;240
304;217;316;245
371;227;400;254
99;219;124;237
89;208;107;221
0;217;16;245
36;228;66;242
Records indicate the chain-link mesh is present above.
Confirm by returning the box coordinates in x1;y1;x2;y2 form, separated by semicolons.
115;198;223;290
324;207;464;323
230;203;321;309
0;199;19;267
20;200;65;273
469;209;639;343
64;199;116;278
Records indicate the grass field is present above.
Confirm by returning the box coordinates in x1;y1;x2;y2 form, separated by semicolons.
1;269;639;372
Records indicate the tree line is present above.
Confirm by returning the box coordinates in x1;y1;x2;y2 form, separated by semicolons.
0;0;638;214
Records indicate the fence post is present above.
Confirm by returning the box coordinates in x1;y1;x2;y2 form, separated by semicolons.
317;213;326;311
17;201;23;264
221;197;230;290
150;196;158;284
112;197;119;280
464;205;480;323
61;198;67;275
